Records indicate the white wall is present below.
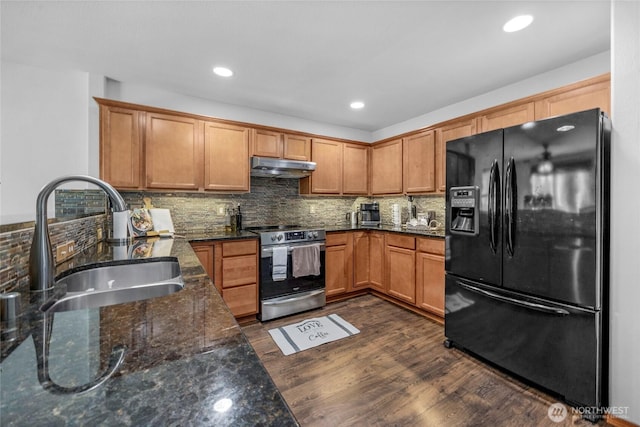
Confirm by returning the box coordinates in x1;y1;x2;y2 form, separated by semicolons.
610;1;640;423
0;62;90;224
373;51;611;141
105;80;372;143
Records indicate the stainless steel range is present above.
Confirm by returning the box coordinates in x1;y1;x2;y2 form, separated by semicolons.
247;226;326;321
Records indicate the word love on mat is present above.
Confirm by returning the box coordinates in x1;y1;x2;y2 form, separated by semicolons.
268;314;360;356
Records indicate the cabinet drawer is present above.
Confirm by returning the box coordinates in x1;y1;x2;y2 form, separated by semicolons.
222;255;257;288
223;283;257;317
326;232;348;246
222;240;257;257
386;234;415;250
417;238;445;255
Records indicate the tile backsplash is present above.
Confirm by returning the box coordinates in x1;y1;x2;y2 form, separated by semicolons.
0;176;444;293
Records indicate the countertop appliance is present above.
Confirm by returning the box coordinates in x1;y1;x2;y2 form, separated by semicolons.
360;202;380;226
247;226;326;321
444;108;610;417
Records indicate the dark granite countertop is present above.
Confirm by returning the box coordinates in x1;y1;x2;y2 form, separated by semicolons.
0;238;297;426
325;224;445;239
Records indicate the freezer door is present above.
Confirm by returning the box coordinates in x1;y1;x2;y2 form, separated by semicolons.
502;109;608;309
445;275;604;408
446;130;503;285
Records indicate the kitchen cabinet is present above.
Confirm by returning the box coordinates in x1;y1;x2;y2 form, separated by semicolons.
342;143;369;194
415;238;445;318
371;138;403;195
535;76;610;120
368;231;386;293
301;138;343;194
352;231;369;289
203;121;250;192
213;239;258;318
385;234;416;304
478;102;535;133
99;105;143;189
191;242;215;279
403;130;436;194
435;118;477;192
145;112;203;190
325;232;353;297
251;129;311;161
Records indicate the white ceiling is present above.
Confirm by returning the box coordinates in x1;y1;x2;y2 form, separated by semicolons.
1;1;610;132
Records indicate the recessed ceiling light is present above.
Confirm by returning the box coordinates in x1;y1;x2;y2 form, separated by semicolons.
213;66;233;77
350;101;365;109
503;15;533;33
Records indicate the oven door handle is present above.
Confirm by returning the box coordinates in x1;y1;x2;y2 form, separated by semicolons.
262;289;325;305
261;243;326;257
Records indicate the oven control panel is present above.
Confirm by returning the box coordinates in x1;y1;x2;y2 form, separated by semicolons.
261;229;326;245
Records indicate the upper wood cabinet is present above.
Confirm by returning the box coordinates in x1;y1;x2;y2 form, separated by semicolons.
342;143;369;194
302;138;343;194
204;122;250;192
371;138;403;195
251;129;311;161
534;77;610;120
435;118;477;192
99;105;143;189
478;102;535;133
145;113;203;190
403;130;435;194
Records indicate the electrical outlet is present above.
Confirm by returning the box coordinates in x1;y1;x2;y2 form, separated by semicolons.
55;241;76;263
309;206;316;214
218;206;225;215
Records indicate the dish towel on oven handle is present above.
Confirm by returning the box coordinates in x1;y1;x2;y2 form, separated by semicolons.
292;243;321;278
272;246;288;281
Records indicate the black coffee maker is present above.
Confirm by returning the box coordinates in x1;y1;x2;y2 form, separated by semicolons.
360;202;380;226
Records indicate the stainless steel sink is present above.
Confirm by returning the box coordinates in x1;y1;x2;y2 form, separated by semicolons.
41;259;184;313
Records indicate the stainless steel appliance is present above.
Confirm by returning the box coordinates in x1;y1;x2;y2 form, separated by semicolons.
445;109;610;416
360;202;380;226
250;157;316;178
247;226;326;321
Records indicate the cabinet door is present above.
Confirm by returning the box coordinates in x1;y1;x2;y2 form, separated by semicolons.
403;130;435;193
252;129;282;158
191;242;214;279
416;252;445;317
371;139;403;194
386;245;416;304
479;102;535;133
283;134;311;161
325;233;352;297
99;105;143;189
223;284;258;317
535;78;610;120
343;143;369;195
145;113;202;190
204;122;250;192
435;119;476;192
309;138;343;194
353;232;369;289
369;232;385;293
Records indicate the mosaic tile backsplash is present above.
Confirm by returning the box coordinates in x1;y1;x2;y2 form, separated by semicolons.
0;176;444;293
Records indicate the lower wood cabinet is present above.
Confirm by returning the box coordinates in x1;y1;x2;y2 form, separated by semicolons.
190;239;258;318
416;238;445;317
385;234;416;304
325;232;353;297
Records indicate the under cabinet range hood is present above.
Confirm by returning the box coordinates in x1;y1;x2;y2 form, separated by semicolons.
250;156;316;178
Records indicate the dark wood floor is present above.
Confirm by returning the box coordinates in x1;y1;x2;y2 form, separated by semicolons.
242;295;611;427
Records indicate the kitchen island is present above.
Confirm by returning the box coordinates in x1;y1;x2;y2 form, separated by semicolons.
0;237;297;426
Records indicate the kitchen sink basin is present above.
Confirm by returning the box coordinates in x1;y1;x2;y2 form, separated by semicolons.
41;259;184;313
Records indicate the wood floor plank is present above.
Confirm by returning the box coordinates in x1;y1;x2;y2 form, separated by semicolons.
242;295;611;427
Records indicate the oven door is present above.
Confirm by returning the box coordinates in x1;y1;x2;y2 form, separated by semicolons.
259;243;326;321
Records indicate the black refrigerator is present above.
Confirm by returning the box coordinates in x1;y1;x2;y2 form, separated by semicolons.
444;108;610;411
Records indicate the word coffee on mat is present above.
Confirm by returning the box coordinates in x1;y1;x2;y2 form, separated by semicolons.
268;314;360;356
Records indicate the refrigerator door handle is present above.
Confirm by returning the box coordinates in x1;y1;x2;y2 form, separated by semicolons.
457;281;570;316
488;159;500;253
504;157;517;256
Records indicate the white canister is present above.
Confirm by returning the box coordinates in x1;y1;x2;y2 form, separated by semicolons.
391;204;401;226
